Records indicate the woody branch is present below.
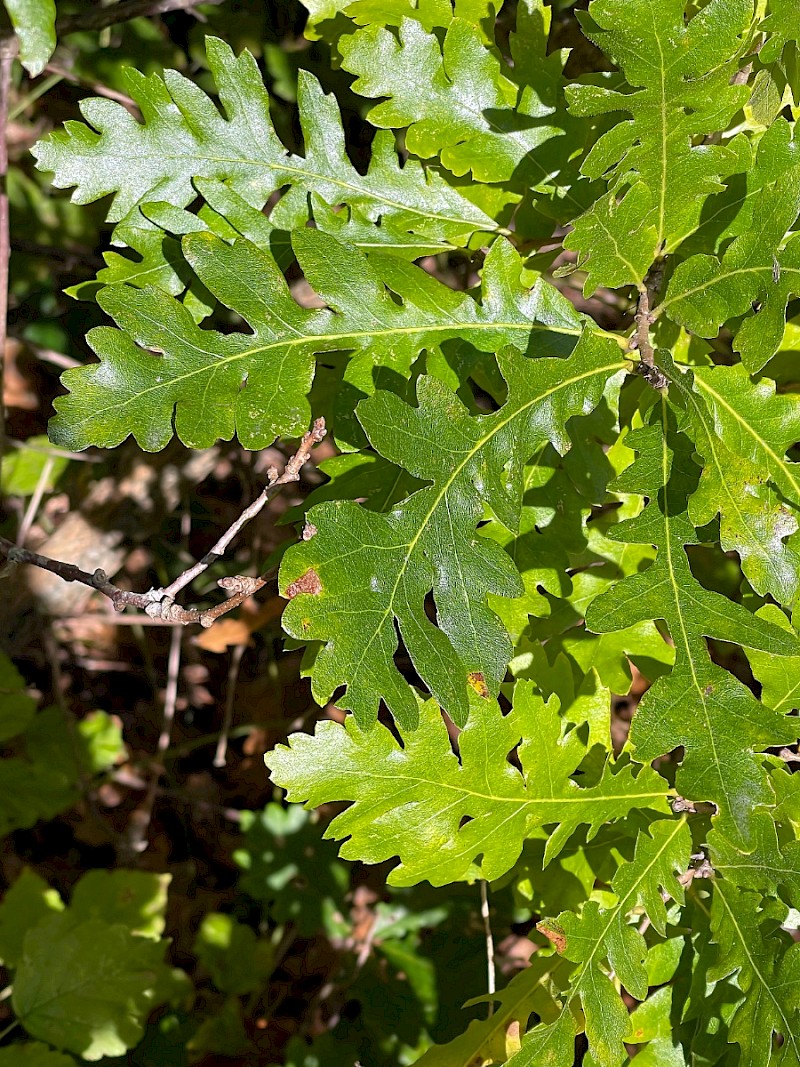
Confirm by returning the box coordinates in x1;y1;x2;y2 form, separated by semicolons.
0;419;326;627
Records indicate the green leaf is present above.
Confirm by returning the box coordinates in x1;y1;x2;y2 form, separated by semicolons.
13;914;172;1060
627;986;688;1066
32;37;495;249
233;803;350;937
663;353;800;607
709;881;800;1066
0;1044;76;1067
48;231;593;452
266;682;671;886
415;953;571;1066
565;0;753;286
760;0;800;64
280;332;625;727
24;706;123;778
710;812;800;909
338;0;566;184
563;184;658;294
4;0;56;76
195;913;273;995
302;0;490;40
1;436;70;497
659;170;800;371
515;818;691;1067
69;870;170;940
186;997;250;1058
0;869;64;968
585;401;800;846
0;706;123;837
0;757;72;836
747;604;800;714
0;652;37;742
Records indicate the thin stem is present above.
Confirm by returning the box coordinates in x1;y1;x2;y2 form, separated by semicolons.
162;418;326;602
8;71;62;121
214;641;246;768
0;1018;19;1043
159;624;182;755
17;455;54;546
480;880;495;1016
0;37;14;478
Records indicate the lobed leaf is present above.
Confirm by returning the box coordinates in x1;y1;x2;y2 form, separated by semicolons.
514;818;691;1067
13;914;173;1060
414;954;572;1066
280;332;626;727
32;37;495;251
710;813;800;910
585;400;800;846
49;230;593;451
338;0;567;184
4;0;56;77
664;353;800;607
709;881;800;1066
565;0;754;288
659;168;800;370
747;604;800;714
267;682;671;886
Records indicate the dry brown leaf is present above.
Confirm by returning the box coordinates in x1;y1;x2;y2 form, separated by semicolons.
194;597;283;653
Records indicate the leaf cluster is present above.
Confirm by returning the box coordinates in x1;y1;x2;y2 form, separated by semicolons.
17;0;800;1064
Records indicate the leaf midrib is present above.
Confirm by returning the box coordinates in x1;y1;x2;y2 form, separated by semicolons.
715;880;800;1060
656;264;800;316
659;397;726;802
560;819;687;1035
346;357;626;689
69;311;619;433
694;373;800;500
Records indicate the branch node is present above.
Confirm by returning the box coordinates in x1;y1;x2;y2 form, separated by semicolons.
0;418;326;628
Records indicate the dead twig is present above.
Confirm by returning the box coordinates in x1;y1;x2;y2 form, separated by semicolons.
0;418;326;626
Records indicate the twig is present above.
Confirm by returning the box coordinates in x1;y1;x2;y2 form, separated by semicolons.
17;454;54;546
56;0;225;35
163;419;326;602
42;62;137;110
0;37;14;477
159;624;182;755
629;262;670;390
0;418;326;626
20;340;79;367
120;624;183;859
480;880;496;1016
631;283;655;365
214;641;246;768
0;1018;19;1043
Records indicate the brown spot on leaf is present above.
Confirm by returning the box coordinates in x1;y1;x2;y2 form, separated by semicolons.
536;919;567;954
703;684;713;697
467;671;490;698
285;568;322;599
